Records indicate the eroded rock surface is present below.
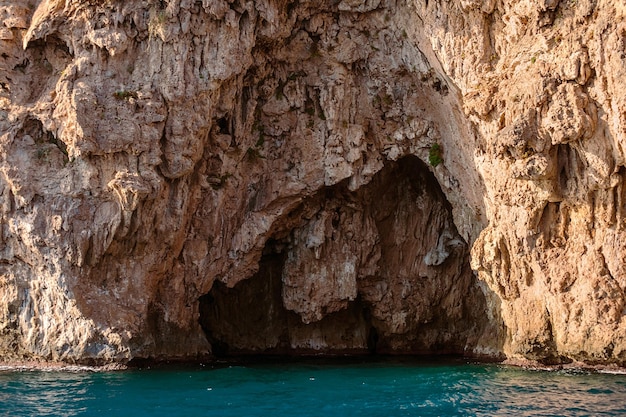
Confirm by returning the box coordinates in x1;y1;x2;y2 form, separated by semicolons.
0;0;624;366
200;157;491;356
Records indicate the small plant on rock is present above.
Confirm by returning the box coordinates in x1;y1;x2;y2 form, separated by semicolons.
113;90;138;100
246;146;265;162
428;143;443;167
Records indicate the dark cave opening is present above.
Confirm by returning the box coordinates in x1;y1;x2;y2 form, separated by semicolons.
198;242;376;356
198;155;489;358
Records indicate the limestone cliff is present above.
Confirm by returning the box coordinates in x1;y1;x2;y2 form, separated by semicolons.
0;0;624;366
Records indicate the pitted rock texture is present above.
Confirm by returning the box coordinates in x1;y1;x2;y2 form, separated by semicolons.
0;0;624;366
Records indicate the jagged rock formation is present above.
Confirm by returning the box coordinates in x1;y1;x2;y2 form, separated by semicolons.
0;0;624;366
200;156;489;356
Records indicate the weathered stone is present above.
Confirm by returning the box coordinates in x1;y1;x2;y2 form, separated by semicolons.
0;0;624;367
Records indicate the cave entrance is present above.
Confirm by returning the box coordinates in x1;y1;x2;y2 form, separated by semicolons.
198;156;488;357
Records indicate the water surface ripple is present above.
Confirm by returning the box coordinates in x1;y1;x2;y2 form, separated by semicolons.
1;359;624;416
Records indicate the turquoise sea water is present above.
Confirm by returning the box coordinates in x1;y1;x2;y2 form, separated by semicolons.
1;358;625;416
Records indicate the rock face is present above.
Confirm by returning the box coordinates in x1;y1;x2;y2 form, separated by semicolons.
200;156;491;356
0;0;624;366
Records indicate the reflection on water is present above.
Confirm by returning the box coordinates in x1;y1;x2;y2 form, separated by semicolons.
0;371;93;416
0;360;624;417
462;367;626;416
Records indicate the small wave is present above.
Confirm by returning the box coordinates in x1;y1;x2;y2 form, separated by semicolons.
598;369;626;375
0;362;127;373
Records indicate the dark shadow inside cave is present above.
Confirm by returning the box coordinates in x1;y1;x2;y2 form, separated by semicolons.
198;156;489;357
